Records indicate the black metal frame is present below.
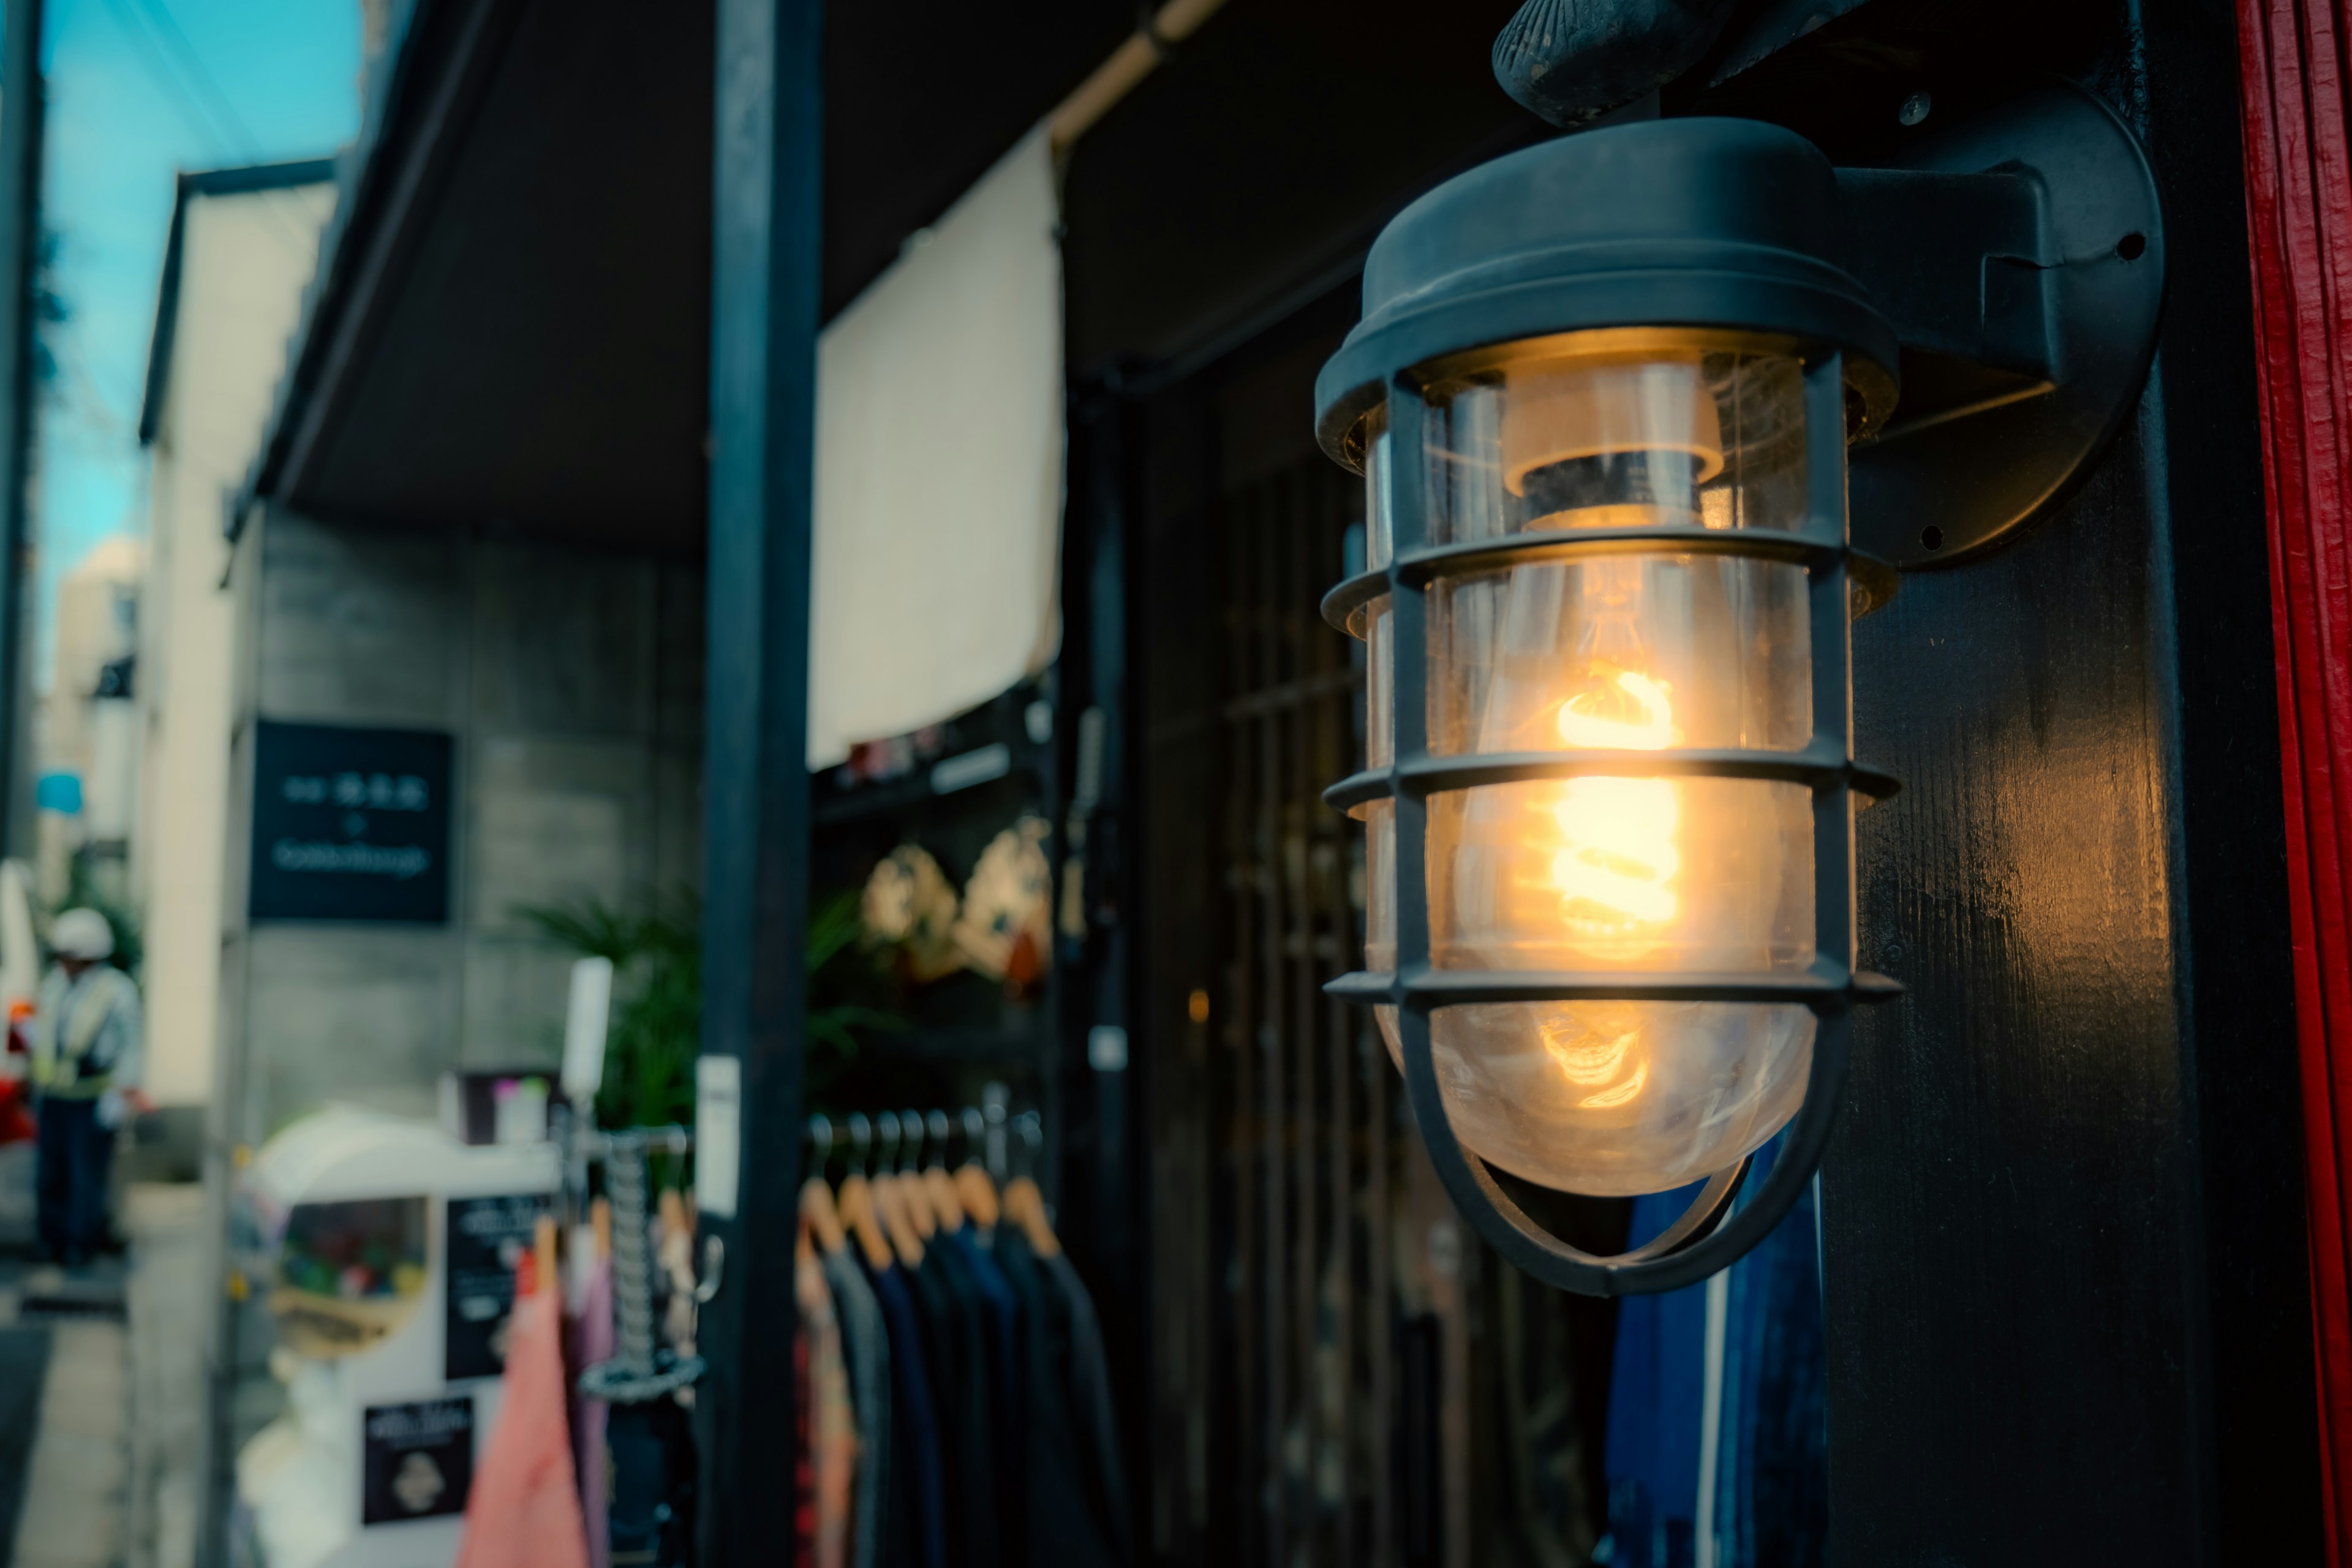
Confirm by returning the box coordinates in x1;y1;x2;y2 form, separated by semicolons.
1326;347;1899;1297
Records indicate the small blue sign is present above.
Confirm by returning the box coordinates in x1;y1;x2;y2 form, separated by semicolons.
34;772;81;816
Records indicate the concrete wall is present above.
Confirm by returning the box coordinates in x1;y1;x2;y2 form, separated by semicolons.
138;181;336;1107
217;509;703;1145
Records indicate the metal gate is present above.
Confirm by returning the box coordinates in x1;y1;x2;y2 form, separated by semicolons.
1137;395;1610;1568
1215;456;1401;1568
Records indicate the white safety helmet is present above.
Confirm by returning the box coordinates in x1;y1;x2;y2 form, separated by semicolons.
51;907;114;962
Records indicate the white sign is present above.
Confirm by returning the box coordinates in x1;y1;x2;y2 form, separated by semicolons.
695;1055;742;1219
560;957;614;1105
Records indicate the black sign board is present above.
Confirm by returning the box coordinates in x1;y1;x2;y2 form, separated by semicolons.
444;1191;551;1381
361;1396;473;1525
250;721;452;922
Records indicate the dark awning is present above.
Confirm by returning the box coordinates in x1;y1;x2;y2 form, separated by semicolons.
238;0;1129;552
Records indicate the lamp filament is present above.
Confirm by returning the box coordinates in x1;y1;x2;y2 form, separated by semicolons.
1547;663;1682;946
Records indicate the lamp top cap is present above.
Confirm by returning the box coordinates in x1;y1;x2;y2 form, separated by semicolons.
1314;116;1898;466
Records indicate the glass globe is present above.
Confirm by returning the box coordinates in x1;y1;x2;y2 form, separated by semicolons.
1357;333;1829;1196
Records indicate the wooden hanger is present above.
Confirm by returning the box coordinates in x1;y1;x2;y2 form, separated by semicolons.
835;1173;894;1270
955;1107;1001;1228
1002;1177;1060;1258
895;1109;941;1241
799;1175;846;1256
924;1165;965;1234
902;1169;940;1240
799;1117;847;1256
918;1109;967;1234
531;1212;562;1296
869;1113;925;1266
1003;1113;1058;1255
873;1170;926;1266
955;1162;1001;1230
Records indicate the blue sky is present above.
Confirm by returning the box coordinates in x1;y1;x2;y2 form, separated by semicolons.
36;0;360;685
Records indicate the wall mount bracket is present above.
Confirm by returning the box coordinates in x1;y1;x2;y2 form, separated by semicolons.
1839;80;2165;569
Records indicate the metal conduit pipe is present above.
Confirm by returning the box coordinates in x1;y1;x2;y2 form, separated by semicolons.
1048;0;1234;157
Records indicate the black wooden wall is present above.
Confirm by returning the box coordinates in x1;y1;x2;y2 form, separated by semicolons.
1688;1;2323;1558
1065;0;2323;1558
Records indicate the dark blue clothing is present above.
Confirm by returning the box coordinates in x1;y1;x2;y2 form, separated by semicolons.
865;1259;948;1568
1041;1249;1130;1554
995;1228;1126;1566
1603;1136;1826;1568
822;1246;890;1568
1709;1168;1828;1568
921;1237;1001;1568
34;1094;110;1261
943;1227;1027;1560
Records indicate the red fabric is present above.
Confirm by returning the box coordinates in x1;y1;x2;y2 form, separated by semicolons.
0;1080;32;1145
456;1280;591;1568
2242;0;2352;1557
794;1321;814;1567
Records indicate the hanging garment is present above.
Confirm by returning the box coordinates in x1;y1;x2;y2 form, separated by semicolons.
1602;1136;1826;1568
824;1246;892;1568
1706;1170;1827;1567
800;1250;858;1568
864;1259;948;1568
603;1398;695;1568
995;1226;1124;1566
942;1226;1028;1561
1603;1180;1708;1568
570;1253;616;1568
456;1259;590;1568
798;1314;817;1564
1041;1250;1131;1558
919;1238;1005;1568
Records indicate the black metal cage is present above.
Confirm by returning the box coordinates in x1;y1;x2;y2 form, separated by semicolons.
1312;118;1905;1295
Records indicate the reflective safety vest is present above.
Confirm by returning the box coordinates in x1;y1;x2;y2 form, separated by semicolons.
29;967;136;1099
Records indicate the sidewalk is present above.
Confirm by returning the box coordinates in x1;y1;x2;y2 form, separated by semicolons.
3;1181;207;1568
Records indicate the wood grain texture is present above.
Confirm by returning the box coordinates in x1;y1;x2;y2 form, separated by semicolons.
1766;0;2322;1558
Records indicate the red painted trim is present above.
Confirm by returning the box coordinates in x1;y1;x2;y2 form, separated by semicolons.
2242;0;2352;1556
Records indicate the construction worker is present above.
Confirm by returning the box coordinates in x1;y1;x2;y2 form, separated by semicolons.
30;908;144;1264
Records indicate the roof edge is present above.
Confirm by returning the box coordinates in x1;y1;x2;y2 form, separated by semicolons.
137;157;341;446
228;0;519;543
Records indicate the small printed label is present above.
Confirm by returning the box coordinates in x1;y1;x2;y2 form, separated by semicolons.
362;1396;473;1525
696;1055;742;1219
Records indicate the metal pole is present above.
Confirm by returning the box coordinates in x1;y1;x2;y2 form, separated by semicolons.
699;0;819;1559
0;0;44;860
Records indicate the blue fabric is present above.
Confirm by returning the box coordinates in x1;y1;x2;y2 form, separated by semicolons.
943;1227;1028;1559
823;1248;891;1568
1711;1170;1827;1568
865;1260;948;1568
34;1094;110;1260
1604;1178;1713;1568
1602;1136;1826;1568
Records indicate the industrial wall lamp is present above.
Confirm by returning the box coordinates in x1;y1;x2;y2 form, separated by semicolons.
1314;83;2163;1295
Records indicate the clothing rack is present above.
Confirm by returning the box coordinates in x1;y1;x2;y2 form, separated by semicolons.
578;1124;707;1404
791;1087;1131;1568
805;1081;1039;1187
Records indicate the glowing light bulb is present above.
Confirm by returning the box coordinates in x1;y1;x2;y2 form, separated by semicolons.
1543;655;1684;952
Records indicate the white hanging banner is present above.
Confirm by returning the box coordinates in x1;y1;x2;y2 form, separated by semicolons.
808;126;1065;768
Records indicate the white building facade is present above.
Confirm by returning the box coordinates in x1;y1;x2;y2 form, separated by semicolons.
135;163;338;1110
